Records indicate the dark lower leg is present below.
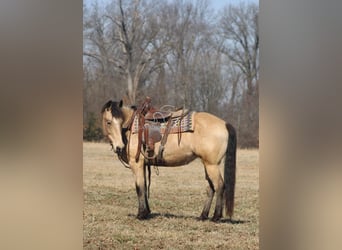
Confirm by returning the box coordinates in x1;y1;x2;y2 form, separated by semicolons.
203;164;224;222
135;165;150;219
212;183;224;222
200;184;215;220
136;184;150;219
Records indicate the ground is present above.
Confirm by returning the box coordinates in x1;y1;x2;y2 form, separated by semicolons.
83;142;259;249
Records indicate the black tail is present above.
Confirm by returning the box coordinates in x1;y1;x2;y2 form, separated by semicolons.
224;123;237;219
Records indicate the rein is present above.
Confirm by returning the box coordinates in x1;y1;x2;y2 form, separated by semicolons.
110;142;130;169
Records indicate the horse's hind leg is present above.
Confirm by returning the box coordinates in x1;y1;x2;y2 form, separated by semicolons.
200;171;215;220
204;163;224;222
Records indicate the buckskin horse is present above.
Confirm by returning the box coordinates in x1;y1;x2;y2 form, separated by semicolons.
101;97;236;221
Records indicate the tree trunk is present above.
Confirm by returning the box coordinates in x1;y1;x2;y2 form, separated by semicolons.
127;73;135;104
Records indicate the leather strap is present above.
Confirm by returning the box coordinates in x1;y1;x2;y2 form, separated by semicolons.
135;114;145;162
157;115;173;162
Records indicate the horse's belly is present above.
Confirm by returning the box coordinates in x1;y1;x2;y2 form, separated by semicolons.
156;145;196;166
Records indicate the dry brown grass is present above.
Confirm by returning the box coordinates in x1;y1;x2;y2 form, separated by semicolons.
84;142;259;249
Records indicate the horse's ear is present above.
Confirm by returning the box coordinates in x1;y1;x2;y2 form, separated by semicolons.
119;100;123;108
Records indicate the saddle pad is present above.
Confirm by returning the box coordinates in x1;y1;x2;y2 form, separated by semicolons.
132;111;195;134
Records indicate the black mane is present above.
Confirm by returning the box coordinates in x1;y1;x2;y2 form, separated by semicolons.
101;100;112;113
101;100;124;119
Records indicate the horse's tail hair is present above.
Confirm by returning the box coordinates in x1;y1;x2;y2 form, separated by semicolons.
224;123;237;219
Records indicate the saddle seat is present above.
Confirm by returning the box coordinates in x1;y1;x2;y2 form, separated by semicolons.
144;108;171;121
144;107;189;121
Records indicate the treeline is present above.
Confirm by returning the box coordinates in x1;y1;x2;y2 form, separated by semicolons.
83;0;259;147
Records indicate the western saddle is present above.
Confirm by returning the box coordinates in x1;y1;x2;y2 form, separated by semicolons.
133;96;188;163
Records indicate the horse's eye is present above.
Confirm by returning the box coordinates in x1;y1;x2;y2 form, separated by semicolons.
106;120;112;126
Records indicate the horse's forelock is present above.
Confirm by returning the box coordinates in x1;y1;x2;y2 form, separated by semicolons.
101;100;124;119
110;101;124;119
101;100;113;113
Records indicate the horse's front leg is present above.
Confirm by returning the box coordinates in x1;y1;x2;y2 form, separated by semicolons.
131;160;150;219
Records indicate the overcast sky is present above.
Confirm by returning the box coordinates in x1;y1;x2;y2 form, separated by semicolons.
84;0;259;10
211;0;258;10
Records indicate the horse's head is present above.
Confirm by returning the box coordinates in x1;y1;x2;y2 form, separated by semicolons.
101;100;125;153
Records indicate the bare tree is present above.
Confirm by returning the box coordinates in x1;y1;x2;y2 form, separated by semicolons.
219;2;259;147
83;0;259;147
84;0;167;105
83;1;123;106
220;3;259;98
158;0;215;108
103;0;166;104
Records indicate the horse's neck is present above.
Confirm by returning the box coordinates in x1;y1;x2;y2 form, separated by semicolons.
121;106;135;128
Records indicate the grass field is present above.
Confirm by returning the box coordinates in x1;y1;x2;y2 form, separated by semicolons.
83;142;259;249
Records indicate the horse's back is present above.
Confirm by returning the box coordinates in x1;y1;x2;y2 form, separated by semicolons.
193;112;227;130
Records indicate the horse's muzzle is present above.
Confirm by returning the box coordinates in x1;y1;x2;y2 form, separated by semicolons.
115;146;122;154
109;141;123;154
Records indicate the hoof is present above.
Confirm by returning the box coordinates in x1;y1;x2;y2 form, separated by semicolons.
211;216;221;222
211;210;222;222
137;210;150;220
198;214;209;221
